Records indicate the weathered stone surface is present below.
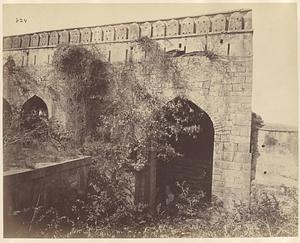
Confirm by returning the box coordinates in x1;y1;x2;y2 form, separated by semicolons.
233;152;251;163
115;24;127;41
39;33;49;46
3;37;12;49
3;9;254;209
49;31;59;45
255;127;298;188
59;30;69;44
103;26;114;42
244;11;252;30
195;16;210;34
80;28;92;43
70;29;80;44
181;17;194;35
128;23;140;40
152;21;165;37
21;35;30;48
211;14;226;32
4;157;92;212
166;19;179;36
228;12;243;31
140;22;151;37
30;34;39;47
92;27;102;42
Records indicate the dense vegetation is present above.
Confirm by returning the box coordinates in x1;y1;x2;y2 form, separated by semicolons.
6;179;298;237
3;39;298;238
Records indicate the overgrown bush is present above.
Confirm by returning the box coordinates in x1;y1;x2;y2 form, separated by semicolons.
3;108;77;169
52;44;109;144
6;161;297;238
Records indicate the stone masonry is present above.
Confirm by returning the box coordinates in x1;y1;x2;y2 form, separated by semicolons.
3;9;253;208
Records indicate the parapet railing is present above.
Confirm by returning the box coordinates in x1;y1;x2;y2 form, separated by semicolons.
3;9;252;50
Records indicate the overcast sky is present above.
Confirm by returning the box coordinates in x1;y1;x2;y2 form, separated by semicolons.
2;3;298;126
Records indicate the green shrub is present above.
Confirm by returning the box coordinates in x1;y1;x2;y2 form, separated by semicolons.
7;172;297;238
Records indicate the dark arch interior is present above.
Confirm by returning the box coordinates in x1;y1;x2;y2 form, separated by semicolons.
156;97;214;204
21;96;48;130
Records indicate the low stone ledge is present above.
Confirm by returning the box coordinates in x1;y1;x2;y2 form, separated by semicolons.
4;156;92;213
4;156;92;186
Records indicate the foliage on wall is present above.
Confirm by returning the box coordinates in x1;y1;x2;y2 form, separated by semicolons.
3;56;77;169
52;44;109;144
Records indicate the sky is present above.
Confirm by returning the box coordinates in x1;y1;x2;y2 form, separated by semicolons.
2;3;298;127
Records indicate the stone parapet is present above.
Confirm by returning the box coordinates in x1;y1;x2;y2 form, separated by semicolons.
3;9;252;50
4;157;92;213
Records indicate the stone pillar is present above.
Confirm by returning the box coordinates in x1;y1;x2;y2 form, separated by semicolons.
134;154;157;207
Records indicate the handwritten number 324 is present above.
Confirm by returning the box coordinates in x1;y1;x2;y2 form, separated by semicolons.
16;18;27;23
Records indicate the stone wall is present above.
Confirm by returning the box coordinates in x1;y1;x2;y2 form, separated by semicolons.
3;10;251;50
3;9;253;208
133;53;253;208
254;126;298;187
2;64;68;128
4;157;92;214
3;9;252;65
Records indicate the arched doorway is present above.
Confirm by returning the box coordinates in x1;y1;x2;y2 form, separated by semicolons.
21;95;48;130
156;96;214;205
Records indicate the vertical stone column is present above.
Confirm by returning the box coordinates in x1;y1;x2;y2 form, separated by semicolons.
223;58;253;208
134;151;157;208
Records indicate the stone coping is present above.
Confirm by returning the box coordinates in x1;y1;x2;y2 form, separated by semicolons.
3;156;92;184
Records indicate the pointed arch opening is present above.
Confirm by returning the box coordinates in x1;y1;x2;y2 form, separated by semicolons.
21;95;48;130
155;96;214;205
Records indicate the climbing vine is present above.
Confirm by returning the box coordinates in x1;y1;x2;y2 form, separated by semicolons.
3;56;77;170
52;44;109;144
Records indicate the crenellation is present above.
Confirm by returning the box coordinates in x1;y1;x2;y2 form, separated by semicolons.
244;11;252;30
39;32;49;46
92;27;103;43
181;17;195;35
30;33;39;47
211;14;226;32
103;26;114;42
21;35;30;48
3;37;12;49
140;22;152;38
152;20;166;38
228;12;244;31
70;29;80;44
166;19;179;36
3;9;252;50
49;31;59;45
195;16;211;34
128;23;140;40
58;30;69;44
80;28;92;43
115;24;128;41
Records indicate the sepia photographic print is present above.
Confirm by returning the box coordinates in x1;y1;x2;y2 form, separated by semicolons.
1;1;299;241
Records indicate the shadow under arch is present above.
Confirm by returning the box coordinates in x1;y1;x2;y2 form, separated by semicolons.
21;95;48;130
155;96;215;205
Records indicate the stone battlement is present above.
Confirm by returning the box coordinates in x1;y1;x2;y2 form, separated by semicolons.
3;9;252;50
